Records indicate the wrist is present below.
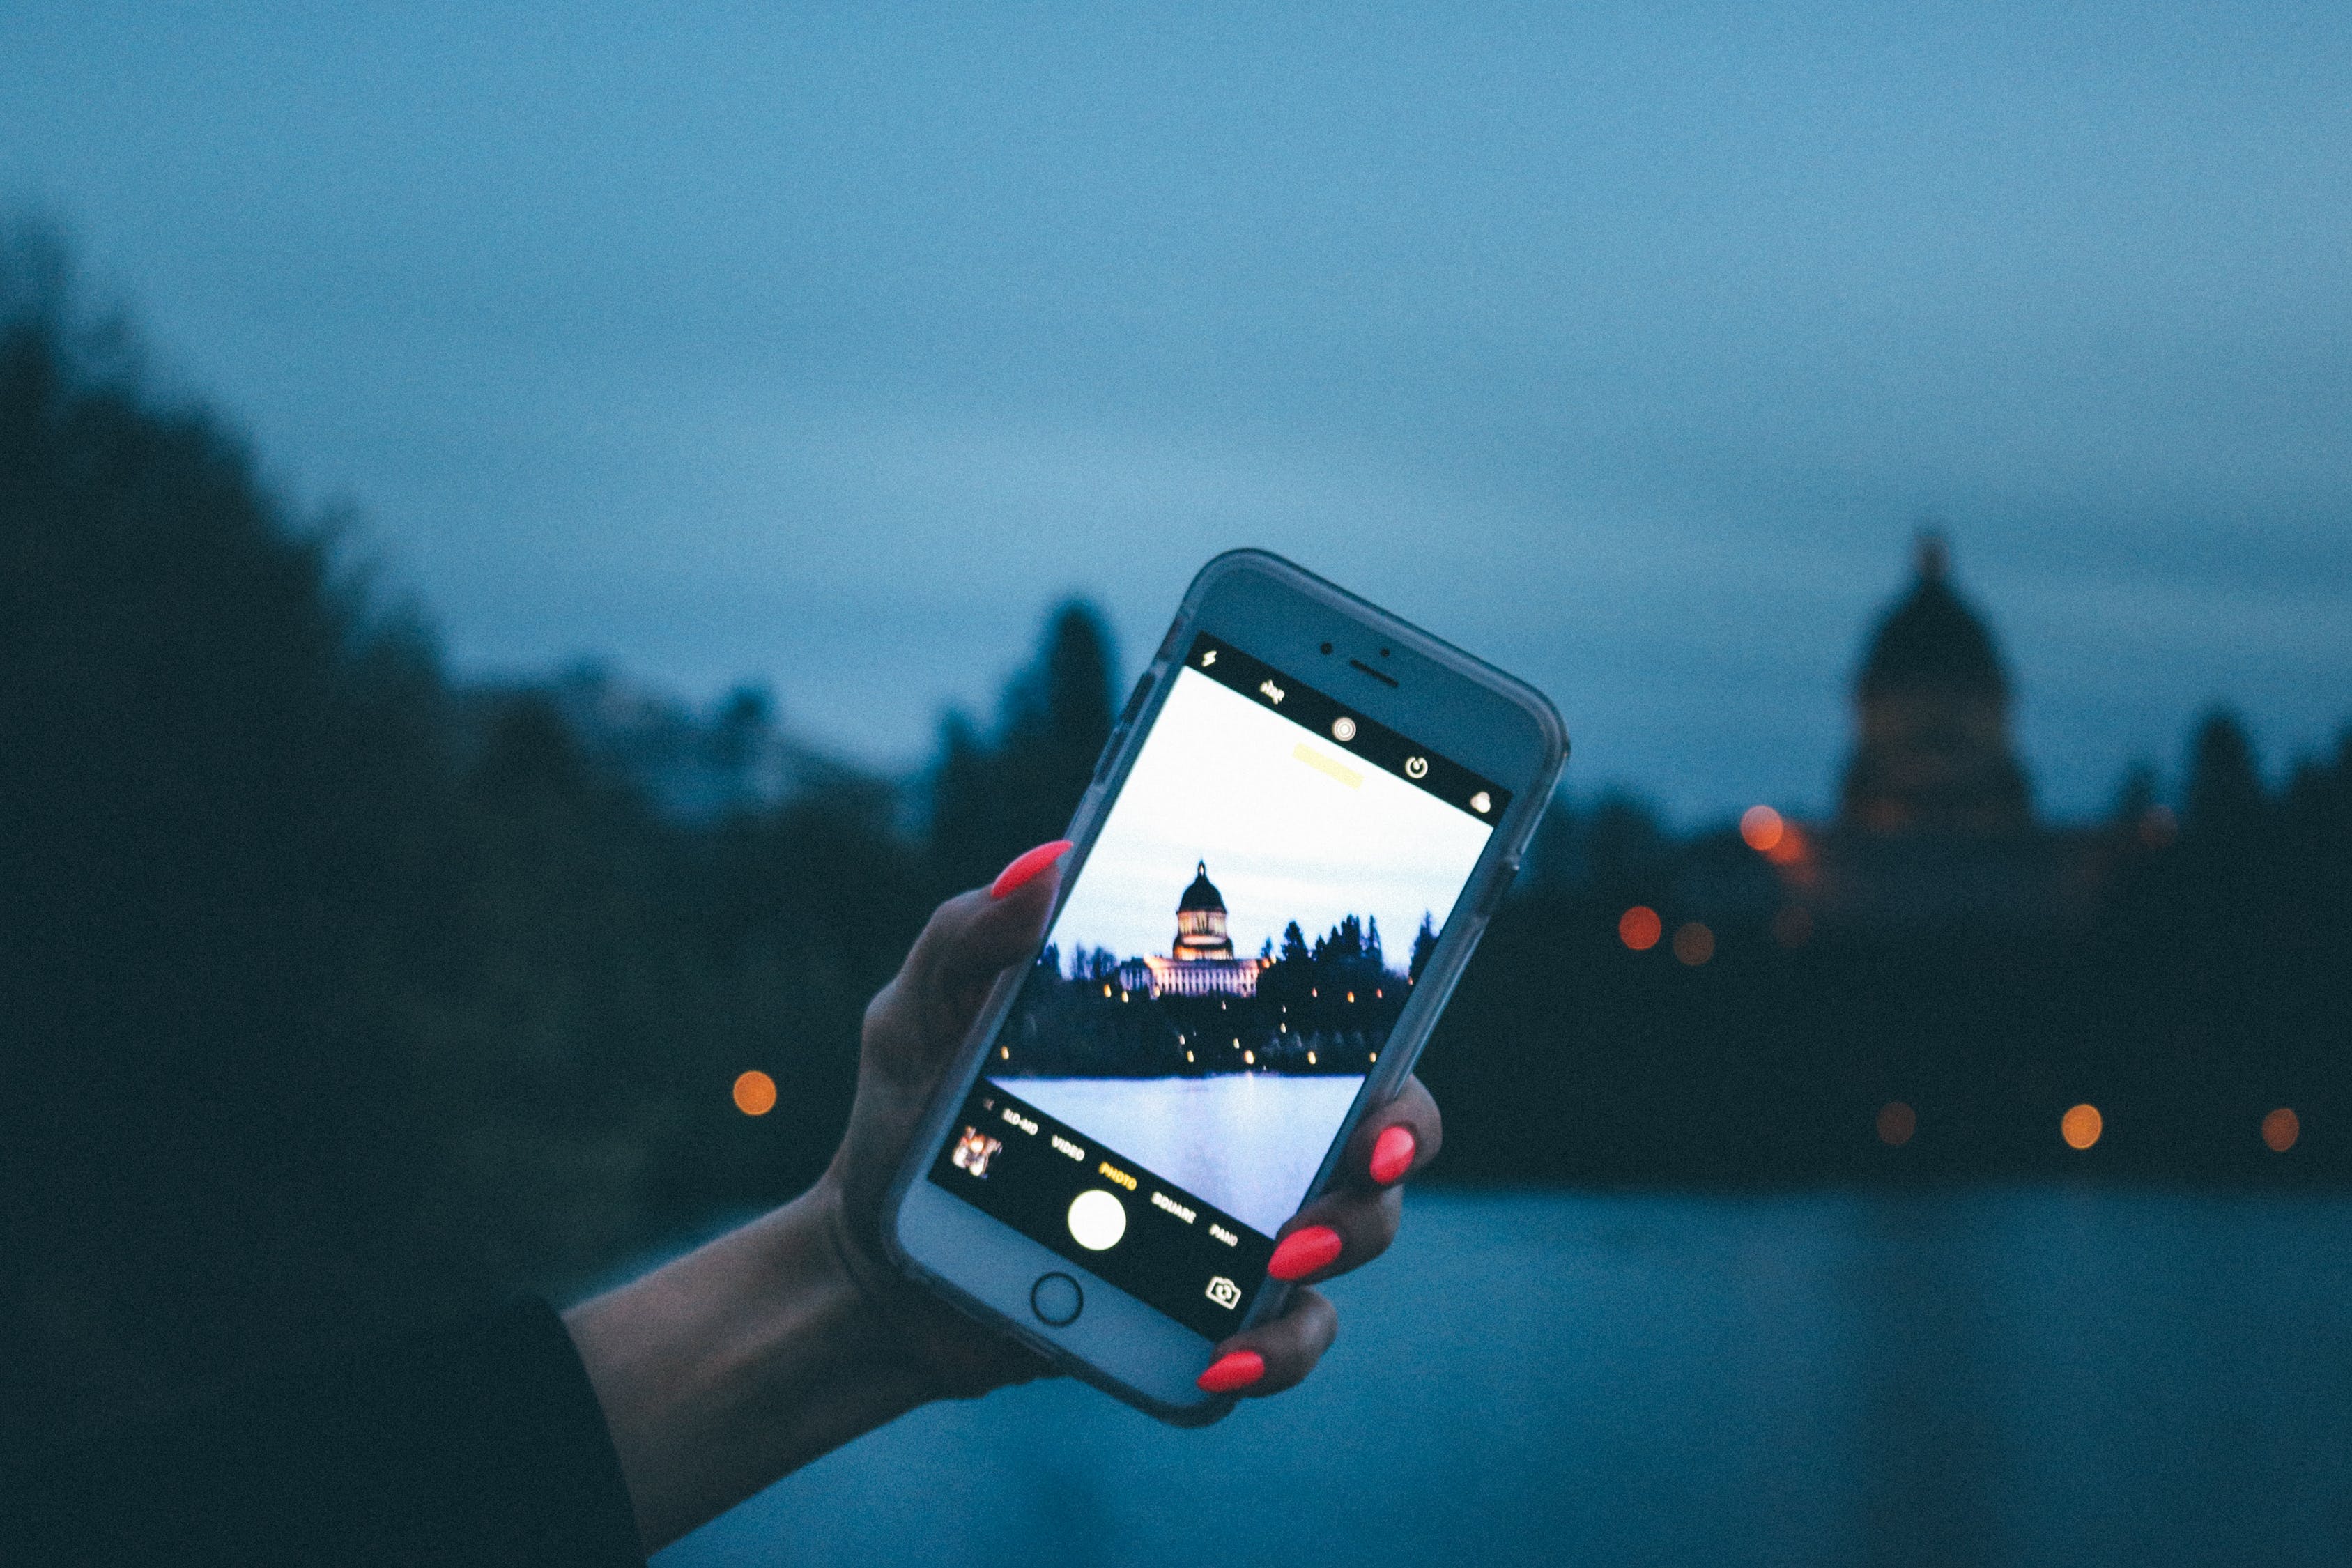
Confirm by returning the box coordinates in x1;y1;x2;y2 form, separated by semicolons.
567;1182;937;1551
817;1160;1047;1403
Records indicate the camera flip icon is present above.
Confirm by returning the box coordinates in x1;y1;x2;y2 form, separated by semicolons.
1204;1275;1242;1310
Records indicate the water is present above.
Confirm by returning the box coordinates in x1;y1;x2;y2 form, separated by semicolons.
657;1188;2352;1567
1001;1074;1365;1235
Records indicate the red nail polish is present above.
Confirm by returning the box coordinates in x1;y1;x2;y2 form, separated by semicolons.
1369;1124;1417;1185
990;840;1073;900
1266;1224;1342;1281
1197;1350;1264;1393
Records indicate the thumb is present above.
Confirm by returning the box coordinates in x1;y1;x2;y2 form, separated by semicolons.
872;843;1068;1062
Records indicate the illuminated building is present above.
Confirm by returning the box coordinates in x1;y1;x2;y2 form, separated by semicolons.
1673;532;2105;937
1118;861;1272;999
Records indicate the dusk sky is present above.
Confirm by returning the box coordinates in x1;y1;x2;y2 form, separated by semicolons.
4;1;2347;822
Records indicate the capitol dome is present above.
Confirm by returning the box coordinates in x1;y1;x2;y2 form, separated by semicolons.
1838;532;2034;837
1173;860;1238;960
1177;860;1226;915
1857;534;2009;699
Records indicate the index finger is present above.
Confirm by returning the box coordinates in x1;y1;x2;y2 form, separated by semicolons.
1339;1073;1442;1189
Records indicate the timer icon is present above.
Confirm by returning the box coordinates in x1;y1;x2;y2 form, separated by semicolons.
1404;756;1429;779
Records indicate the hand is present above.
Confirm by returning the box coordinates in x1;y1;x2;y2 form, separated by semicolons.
827;838;1444;1404
1193;1074;1441;1397
569;838;1443;1548
820;842;1075;1399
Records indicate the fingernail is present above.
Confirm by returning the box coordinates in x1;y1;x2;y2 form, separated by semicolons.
990;840;1073;900
1369;1124;1417;1186
1266;1224;1342;1282
1197;1350;1264;1393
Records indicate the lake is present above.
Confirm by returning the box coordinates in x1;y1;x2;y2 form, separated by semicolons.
1001;1073;1366;1234
657;1188;2352;1568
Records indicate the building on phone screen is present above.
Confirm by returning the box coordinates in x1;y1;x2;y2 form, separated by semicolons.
1116;861;1273;999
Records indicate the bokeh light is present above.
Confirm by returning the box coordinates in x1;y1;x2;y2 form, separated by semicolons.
732;1069;777;1116
1876;1101;1916;1146
2263;1107;2300;1152
1739;805;1785;852
1672;922;1715;966
1619;905;1662;951
1765;824;1811;868
2061;1102;2103;1150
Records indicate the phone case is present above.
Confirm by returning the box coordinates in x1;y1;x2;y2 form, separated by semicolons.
882;548;1568;1422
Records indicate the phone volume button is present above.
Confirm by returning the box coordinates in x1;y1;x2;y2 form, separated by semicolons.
1091;728;1130;785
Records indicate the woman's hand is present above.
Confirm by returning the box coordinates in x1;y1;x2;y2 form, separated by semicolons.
827;838;1443;1402
569;839;1443;1550
1192;1072;1440;1396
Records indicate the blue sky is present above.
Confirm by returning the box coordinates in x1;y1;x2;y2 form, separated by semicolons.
4;1;2348;822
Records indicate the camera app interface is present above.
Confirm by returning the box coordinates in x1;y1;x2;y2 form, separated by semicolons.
929;634;1506;1338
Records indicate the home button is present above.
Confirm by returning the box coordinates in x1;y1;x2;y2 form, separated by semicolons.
1030;1272;1083;1327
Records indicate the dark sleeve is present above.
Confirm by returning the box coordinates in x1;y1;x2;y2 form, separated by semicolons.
10;1296;645;1567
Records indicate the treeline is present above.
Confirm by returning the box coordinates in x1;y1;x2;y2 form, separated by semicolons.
1013;915;1416;1079
1427;716;2352;1187
0;240;1094;1447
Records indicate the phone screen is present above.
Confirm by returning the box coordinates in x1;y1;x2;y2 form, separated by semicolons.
927;633;1509;1337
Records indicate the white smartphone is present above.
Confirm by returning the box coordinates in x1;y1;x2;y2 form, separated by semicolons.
882;550;1567;1423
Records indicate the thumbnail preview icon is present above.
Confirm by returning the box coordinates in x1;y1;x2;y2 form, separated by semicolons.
951;1126;1003;1179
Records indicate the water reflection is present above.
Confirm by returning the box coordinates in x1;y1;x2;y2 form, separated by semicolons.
661;1190;2352;1568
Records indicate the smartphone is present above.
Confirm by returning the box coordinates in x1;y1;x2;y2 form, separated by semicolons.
882;550;1567;1422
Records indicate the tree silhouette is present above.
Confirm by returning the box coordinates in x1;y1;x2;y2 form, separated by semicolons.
925;600;1118;896
2185;708;2265;840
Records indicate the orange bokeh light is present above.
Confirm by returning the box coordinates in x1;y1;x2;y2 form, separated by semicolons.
1619;905;1663;951
1764;822;1809;867
2263;1107;2300;1152
1672;921;1715;966
1877;1101;1916;1146
1739;805;1785;852
733;1069;778;1116
2061;1102;2103;1150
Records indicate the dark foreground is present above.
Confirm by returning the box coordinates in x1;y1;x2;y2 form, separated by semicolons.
659;1187;2352;1568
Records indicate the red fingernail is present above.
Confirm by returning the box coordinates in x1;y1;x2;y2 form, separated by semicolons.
1266;1224;1342;1281
1197;1350;1264;1393
1369;1124;1417;1185
990;840;1073;900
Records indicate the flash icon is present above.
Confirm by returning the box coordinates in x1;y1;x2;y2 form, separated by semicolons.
1201;649;1217;667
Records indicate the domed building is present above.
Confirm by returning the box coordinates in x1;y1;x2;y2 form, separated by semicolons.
1121;861;1271;998
1726;533;2103;937
1840;533;2034;837
1172;861;1239;960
